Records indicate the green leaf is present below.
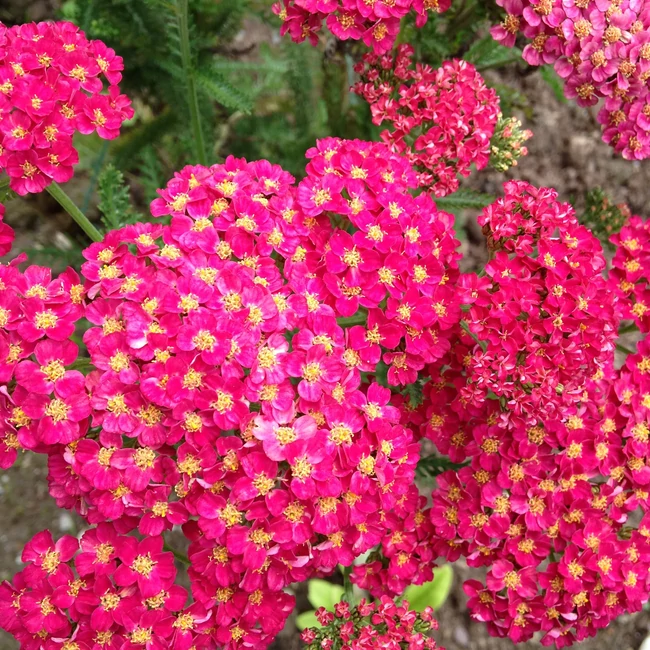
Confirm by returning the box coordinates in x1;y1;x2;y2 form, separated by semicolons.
196;64;253;113
417;455;470;479
296;611;321;631
403;564;454;612
0;175;16;203
307;579;344;611
436;189;495;211
464;35;522;70
539;65;567;104
374;360;390;388
97;164;133;229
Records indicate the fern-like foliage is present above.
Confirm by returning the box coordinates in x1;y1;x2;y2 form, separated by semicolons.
61;0;253;176
195;63;253;113
97;165;139;229
436;189;495;212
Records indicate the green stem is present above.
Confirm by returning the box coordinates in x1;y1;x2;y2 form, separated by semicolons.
177;0;208;166
164;541;189;565
616;342;636;356
46;182;103;242
619;322;639;335
81;140;110;214
341;564;354;604
337;310;368;328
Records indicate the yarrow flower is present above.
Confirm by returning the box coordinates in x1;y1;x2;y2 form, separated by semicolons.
0;526;219;650
459;179;617;426
352;46;503;196
0;20;133;195
491;0;650;159
272;0;451;54
0;71;647;650
0;145;459;649
301;597;441;650
0;262;87;467
297;137;463;384
609;214;650;332
336;175;650;650
489;115;533;173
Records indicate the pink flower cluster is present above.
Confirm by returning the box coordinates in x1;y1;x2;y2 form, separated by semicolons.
409;182;650;647
0;20;133;195
0;526;220;650
352;46;501;196
350;492;440;597
1;110;648;650
491;0;650;160
301;597;441;650
0;262;86;468
461;180;617;426
272;0;451;54
609;214;650;332
0;141;468;649
298;137;462;379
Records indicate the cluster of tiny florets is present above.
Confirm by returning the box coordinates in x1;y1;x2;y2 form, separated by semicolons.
609;214;650;332
1;144;465;648
0;527;220;650
492;0;650;159
272;0;451;53
0;261;86;468
413;182;649;647
0;20;133;194
352;46;502;196
2;7;650;646
298;137;462;381
301;597;441;650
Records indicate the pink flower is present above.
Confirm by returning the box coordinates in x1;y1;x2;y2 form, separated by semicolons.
15;339;82;395
114;536;176;598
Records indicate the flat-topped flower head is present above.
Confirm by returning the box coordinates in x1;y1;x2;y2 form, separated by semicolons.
491;0;650;159
273;0;451;54
353;48;503;196
0;20;133;194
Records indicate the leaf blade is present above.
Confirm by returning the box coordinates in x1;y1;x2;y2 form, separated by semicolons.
403;564;454;612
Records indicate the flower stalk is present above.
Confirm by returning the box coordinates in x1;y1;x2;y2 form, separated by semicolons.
46;182;103;243
176;0;208;166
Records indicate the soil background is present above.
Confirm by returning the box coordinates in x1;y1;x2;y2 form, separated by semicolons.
2;5;650;650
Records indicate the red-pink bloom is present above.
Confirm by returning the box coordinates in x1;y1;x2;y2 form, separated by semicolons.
0;21;133;195
491;0;650;159
353;49;501;196
114;536;176;598
0;203;15;257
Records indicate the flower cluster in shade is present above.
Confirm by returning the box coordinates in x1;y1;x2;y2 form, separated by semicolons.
491;0;650;160
272;0;451;54
353;181;650;648
352;46;503;196
421;345;650;648
301;597;441;650
0;20;133;195
489;115;533;173
0;140;465;649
